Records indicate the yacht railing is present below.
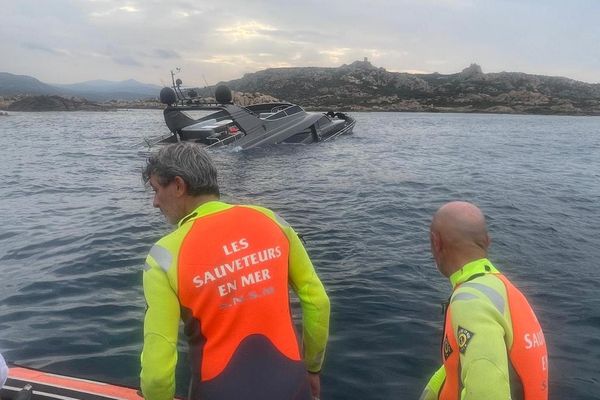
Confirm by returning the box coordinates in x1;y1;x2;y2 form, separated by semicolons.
205;132;245;149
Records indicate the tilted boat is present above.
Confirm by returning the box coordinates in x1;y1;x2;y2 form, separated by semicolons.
157;78;355;149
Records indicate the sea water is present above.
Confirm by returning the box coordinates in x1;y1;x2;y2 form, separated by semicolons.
0;110;599;399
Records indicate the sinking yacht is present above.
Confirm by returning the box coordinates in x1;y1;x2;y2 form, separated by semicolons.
158;81;355;149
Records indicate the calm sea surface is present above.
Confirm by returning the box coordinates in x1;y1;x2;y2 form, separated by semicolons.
0;110;599;399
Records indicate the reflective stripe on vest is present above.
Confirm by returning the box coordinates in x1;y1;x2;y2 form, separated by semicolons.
440;274;548;400
177;206;301;381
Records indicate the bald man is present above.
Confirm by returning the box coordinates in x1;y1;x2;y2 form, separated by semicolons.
420;202;548;400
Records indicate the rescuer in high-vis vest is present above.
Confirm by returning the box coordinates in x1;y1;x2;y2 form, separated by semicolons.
140;143;330;400
420;201;548;400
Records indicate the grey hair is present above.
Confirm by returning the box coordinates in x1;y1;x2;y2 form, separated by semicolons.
142;143;220;196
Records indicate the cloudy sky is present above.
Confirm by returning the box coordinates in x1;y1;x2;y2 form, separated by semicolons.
1;0;599;86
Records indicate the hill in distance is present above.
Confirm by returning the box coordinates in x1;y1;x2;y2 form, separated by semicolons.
197;60;600;115
0;73;161;101
0;72;61;96
2;61;600;115
52;79;161;101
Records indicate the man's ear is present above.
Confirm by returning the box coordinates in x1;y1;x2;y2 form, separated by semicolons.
483;233;491;249
173;176;188;197
431;230;442;254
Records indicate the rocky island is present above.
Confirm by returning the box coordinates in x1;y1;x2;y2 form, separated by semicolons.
6;95;111;111
1;61;599;115
206;61;600;115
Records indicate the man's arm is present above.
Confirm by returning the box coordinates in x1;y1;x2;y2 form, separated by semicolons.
0;352;8;388
420;365;446;400
140;245;180;400
285;225;330;373
449;289;510;400
245;206;330;398
247;206;331;373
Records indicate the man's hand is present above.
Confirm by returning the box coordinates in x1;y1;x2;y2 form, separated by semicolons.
308;372;320;399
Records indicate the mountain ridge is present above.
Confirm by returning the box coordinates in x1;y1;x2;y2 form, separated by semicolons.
2;61;600;114
0;72;161;101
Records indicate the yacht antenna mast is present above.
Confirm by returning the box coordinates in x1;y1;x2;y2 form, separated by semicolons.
170;67;181;88
202;74;214;97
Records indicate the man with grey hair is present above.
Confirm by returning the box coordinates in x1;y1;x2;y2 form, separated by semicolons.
420;201;548;400
140;143;330;400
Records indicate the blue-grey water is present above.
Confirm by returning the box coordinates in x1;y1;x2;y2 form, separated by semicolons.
1;110;599;399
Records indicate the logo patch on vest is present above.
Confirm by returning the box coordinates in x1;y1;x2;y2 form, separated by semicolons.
443;335;453;360
457;326;474;354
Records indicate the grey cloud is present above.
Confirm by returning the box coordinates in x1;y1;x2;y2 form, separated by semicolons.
112;55;143;67
3;0;600;84
257;28;334;43
154;49;181;59
21;42;65;56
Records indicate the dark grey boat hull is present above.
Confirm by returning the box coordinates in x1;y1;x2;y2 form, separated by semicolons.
162;102;355;149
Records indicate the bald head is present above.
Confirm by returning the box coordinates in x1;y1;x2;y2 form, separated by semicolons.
430;201;490;276
432;201;489;248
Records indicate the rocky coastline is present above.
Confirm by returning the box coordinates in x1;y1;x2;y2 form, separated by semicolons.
0;92;275;112
6;95;110;111
213;61;600;116
1;95;163;112
2;62;599;115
